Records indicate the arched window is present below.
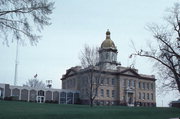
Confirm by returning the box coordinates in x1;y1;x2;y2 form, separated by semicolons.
38;90;44;96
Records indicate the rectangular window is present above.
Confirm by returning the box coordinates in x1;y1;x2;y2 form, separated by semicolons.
132;80;135;87
106;90;109;97
128;80;131;87
143;93;145;100
139;82;141;89
147;93;149;100
112;79;115;85
151;93;153;100
139;92;141;99
101;89;104;97
101;79;104;85
151;83;153;90
93;88;98;96
143;82;145;89
112;90;115;97
147;83;149;90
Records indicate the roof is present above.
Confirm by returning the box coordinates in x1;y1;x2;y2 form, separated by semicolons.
60;66;156;81
101;30;116;49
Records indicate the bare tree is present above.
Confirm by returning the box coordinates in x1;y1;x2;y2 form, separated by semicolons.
0;0;54;45
79;45;103;107
131;3;180;93
24;74;46;88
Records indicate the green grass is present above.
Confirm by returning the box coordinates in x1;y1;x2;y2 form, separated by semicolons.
0;101;179;119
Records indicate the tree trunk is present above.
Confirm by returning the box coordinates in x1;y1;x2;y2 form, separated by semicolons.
174;73;180;93
90;98;93;107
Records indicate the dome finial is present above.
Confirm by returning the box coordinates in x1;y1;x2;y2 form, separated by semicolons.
101;30;116;49
106;29;110;35
106;29;110;39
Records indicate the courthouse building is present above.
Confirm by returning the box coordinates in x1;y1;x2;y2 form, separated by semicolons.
61;30;156;107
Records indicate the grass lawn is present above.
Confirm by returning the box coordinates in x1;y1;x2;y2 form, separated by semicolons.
0;101;179;119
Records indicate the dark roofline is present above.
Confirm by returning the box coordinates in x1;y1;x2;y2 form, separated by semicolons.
60;67;156;81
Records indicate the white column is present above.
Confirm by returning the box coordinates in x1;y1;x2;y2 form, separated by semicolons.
10;89;12;96
28;90;30;102
44;91;46;103
59;92;61;104
66;92;68;104
36;91;38;102
19;89;21;100
52;92;53;101
3;88;5;99
72;93;74;104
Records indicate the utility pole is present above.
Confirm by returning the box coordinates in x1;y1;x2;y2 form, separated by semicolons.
14;39;19;86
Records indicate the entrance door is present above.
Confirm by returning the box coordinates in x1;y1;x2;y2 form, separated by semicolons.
37;96;45;103
128;93;133;105
37;90;45;103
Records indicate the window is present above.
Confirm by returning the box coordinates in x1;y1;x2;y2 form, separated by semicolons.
106;78;109;85
151;93;153;100
101;89;104;97
112;79;115;85
101;79;104;85
93;88;98;96
139;82;141;89
128;80;131;87
143;82;145;89
38;90;44;96
143;93;145;100
112;90;115;97
151;83;153;90
147;83;149;90
139;92;141;99
106;53;109;59
95;77;98;84
147;93;149;100
132;80;135;87
106;90;110;97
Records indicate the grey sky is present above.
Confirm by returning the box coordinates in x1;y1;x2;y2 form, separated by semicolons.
0;0;179;106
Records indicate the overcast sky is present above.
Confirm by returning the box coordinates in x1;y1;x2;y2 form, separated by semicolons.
0;0;179;107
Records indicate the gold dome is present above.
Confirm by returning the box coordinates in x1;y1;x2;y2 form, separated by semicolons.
101;30;116;49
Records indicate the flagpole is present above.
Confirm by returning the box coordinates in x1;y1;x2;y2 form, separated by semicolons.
14;39;19;86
